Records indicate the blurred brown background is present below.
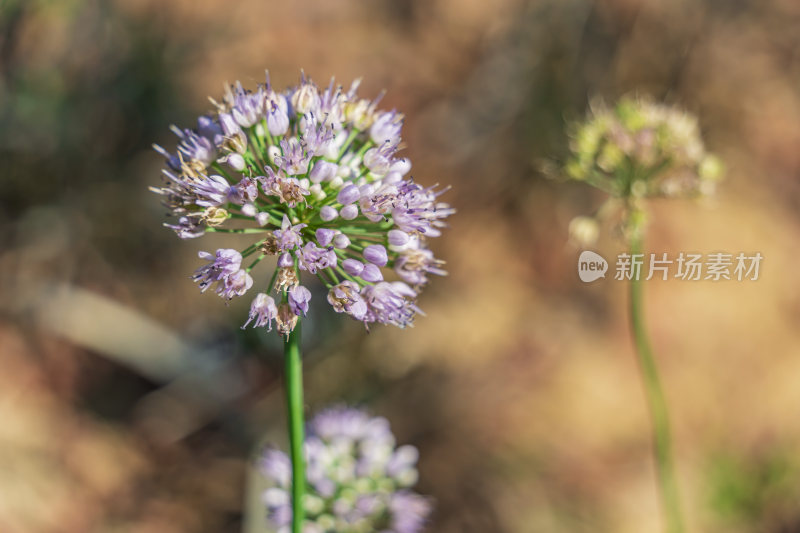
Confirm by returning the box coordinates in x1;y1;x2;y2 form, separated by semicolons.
2;0;800;531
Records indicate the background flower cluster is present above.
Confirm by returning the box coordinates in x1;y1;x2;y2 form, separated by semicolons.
261;407;430;533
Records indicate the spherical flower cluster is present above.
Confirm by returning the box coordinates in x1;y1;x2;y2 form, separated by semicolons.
565;96;723;199
563;96;724;244
152;72;452;335
260;407;431;533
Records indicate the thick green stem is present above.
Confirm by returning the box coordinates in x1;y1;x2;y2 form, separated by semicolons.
284;322;305;533
629;233;685;533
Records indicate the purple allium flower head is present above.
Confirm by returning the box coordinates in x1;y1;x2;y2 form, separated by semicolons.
260;407;431;532
153;71;452;335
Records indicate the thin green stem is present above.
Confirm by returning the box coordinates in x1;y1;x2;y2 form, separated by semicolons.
629;232;684;533
211;162;239;184
284;323;305;533
337;128;361;162
246;253;266;272
266;265;280;293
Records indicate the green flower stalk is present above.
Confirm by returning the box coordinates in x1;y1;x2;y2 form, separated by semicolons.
564;96;724;533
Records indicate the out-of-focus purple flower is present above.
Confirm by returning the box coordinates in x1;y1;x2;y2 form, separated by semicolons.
390;491;433;533
260;448;291;487
196;115;222;142
260;407;431;533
